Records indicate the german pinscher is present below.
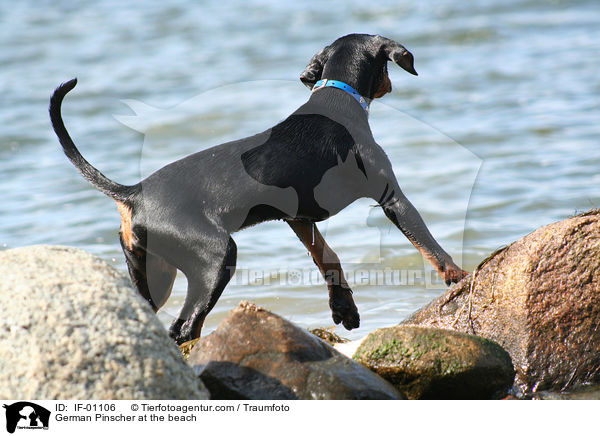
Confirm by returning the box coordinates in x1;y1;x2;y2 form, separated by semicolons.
50;34;468;344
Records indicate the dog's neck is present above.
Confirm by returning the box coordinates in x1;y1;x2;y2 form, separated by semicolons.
298;81;374;143
312;79;371;115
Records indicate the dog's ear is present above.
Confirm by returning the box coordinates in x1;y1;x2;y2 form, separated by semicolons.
381;39;418;76
300;46;330;89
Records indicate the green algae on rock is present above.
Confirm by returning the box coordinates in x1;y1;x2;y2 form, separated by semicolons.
353;325;514;399
309;327;350;345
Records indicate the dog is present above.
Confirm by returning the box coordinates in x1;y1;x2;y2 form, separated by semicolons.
50;33;469;344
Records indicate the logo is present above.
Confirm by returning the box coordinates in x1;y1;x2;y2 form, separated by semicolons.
3;402;50;433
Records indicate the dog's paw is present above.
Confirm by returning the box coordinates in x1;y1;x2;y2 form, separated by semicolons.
169;318;195;345
330;286;360;330
443;263;469;286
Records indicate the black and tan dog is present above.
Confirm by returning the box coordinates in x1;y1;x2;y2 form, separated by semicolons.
50;34;468;344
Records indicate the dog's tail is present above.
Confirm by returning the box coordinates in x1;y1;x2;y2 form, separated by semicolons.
49;78;138;204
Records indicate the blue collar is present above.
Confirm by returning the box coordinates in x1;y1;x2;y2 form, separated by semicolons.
312;79;370;114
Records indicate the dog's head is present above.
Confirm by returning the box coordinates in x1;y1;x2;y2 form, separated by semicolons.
300;34;417;100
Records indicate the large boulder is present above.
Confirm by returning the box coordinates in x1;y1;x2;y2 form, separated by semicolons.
0;245;208;399
187;302;404;399
405;211;600;394
352;325;514;399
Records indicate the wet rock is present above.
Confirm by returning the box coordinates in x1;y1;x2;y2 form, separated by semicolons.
309;327;350;345
353;325;514;399
0;245;209;399
526;385;600;400
187;302;404;400
405;210;600;393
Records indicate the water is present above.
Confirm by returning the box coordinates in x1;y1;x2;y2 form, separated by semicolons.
1;0;598;340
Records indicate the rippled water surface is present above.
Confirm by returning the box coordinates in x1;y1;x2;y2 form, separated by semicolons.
1;0;598;339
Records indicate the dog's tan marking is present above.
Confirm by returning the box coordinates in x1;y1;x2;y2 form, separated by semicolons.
117;201;135;250
374;73;392;98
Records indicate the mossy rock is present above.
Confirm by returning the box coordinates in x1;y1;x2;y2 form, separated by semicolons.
353;325;514;399
179;337;202;359
309;327;350;345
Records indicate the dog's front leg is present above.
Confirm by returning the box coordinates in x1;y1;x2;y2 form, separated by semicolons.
287;220;360;330
379;190;469;285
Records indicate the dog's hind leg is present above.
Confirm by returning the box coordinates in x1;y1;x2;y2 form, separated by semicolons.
120;235;177;311
167;233;237;344
287;220;359;330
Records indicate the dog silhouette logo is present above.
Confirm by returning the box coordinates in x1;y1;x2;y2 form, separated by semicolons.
2;402;50;433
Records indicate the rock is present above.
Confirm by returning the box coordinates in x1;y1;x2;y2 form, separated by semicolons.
405;210;600;393
187;301;404;399
0;245;208;399
309;327;350;345
526;385;600;400
352;325;514;399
